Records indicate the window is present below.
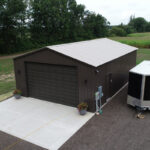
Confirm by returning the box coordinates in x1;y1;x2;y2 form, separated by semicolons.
144;76;150;100
128;73;142;99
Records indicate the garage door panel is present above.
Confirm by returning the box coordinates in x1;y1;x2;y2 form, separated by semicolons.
28;77;77;84
27;64;76;73
27;86;78;96
27;80;78;89
26;62;78;107
27;93;78;106
27;72;77;82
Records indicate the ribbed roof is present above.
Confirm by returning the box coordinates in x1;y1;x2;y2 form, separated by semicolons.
47;38;137;67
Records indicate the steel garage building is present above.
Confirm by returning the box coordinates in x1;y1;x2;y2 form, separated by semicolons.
14;38;137;112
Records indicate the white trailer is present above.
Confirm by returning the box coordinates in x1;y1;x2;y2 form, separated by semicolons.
127;61;150;110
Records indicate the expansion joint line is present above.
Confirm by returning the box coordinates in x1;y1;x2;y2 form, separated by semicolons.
2;111;74;150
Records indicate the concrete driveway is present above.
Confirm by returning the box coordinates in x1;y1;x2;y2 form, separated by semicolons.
0;97;94;150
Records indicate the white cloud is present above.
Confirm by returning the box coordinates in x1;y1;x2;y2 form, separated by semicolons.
76;0;150;25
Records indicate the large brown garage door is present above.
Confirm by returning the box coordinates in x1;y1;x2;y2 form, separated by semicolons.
26;62;78;107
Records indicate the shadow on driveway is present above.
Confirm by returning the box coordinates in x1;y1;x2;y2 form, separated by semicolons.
60;86;150;150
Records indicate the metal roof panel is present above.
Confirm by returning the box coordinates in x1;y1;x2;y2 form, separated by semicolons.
47;38;137;67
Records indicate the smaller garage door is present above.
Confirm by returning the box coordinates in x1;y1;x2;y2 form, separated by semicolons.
26;62;78;107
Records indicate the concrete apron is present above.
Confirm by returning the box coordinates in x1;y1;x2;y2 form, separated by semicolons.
0;97;94;150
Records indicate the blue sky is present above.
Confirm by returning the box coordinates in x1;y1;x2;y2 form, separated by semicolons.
76;0;150;25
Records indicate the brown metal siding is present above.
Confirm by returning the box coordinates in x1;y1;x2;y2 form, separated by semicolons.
14;48;137;112
95;51;137;104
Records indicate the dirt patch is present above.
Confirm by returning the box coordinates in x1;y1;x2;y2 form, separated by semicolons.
0;73;14;81
0;54;22;60
0;49;35;60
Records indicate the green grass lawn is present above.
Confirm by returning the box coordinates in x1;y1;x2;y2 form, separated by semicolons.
0;58;14;75
110;32;150;48
0;58;15;100
136;48;150;64
0;33;150;101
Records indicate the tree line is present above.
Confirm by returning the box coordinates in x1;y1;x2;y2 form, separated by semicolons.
0;0;109;54
0;0;150;54
110;16;150;37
